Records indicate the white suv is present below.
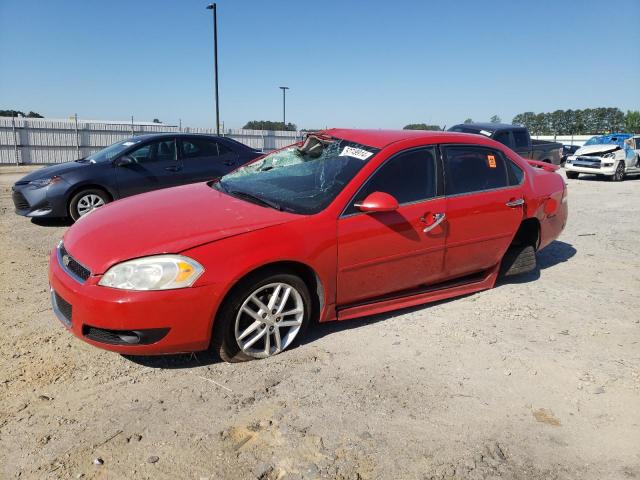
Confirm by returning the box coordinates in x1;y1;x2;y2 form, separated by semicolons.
565;133;639;181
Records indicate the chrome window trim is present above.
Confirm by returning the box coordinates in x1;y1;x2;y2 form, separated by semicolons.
57;241;91;284
338;143;526;219
443;184;521;200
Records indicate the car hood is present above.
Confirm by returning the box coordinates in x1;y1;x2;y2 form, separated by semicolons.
62;182;301;274
16;161;88;183
574;144;619;156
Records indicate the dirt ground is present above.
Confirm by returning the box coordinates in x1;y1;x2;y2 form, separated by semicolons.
0;166;638;480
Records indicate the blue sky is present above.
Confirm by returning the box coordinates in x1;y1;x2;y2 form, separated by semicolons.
1;0;639;129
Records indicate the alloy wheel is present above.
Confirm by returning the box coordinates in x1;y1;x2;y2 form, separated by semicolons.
234;282;304;358
77;194;105;216
613;162;625;182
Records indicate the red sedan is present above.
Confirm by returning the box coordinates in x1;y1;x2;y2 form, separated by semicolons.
49;129;568;362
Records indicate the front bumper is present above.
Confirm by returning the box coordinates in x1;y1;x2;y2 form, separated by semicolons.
12;182;69;218
564;157;616;175
48;247;221;355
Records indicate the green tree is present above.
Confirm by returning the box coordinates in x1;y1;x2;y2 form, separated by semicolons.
624;110;640;133
402;123;441;131
511;107;628;135
0;109;25;117
152;118;161;123
489;115;501;123
463;118;474;124
242;120;297;131
0;109;44;118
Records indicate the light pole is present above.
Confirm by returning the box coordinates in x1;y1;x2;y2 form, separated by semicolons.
279;86;289;128
206;3;220;135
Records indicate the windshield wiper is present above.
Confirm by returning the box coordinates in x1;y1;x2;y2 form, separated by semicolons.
228;190;283;211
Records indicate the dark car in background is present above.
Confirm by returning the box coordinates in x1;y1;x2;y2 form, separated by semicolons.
12;134;261;221
561;144;580;165
448;123;563;165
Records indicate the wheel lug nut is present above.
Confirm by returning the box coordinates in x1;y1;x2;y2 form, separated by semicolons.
262;313;267;318
261;323;265;328
272;309;277;314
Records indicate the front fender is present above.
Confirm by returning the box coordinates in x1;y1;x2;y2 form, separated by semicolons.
182;215;337;328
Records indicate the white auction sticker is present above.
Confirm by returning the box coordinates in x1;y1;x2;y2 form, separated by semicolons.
479;130;492;137
122;141;136;146
339;146;373;161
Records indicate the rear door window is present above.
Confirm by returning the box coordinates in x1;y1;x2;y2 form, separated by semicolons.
181;139;221;159
443;146;510;195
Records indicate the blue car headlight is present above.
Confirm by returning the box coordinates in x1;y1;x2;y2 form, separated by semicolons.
29;176;61;188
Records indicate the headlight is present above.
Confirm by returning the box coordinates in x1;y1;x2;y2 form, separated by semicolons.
602;152;616;159
29;176;61;188
98;255;204;290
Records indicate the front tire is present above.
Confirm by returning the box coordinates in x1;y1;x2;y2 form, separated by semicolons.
610;162;625;182
69;189;110;221
565;171;579;180
212;271;312;362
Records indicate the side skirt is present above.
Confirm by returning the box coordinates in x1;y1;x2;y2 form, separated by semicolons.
336;264;500;321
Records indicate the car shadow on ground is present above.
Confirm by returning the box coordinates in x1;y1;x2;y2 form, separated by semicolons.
125;240;576;369
572;173;640;182
31;217;73;227
494;239;576;285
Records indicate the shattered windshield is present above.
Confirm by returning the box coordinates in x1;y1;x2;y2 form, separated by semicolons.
584;135;631;149
214;136;379;214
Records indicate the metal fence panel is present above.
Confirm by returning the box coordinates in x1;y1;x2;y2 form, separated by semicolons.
0;118;304;165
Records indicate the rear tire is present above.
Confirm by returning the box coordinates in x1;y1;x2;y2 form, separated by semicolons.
212;271;312;363
500;245;537;277
565;171;579;180
69;188;110;221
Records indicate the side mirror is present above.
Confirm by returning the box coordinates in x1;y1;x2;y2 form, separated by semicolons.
355;191;399;213
114;156;134;167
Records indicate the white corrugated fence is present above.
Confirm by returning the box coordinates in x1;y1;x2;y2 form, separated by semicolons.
0;117;304;164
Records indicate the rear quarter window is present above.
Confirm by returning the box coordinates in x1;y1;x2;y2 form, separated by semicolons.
506;159;525;185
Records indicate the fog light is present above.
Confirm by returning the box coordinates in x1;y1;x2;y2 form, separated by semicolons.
603;162;613;167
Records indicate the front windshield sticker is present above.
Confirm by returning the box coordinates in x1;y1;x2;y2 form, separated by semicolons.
339;146;374;161
479;130;492;137
122;142;136;146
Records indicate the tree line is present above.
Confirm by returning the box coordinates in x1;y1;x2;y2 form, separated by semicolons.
242;120;297;131
512;108;640;135
0;109;44;118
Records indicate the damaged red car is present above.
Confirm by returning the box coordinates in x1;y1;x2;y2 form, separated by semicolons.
49;129;568;362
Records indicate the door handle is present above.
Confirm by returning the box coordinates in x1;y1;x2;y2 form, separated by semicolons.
165;165;182;172
506;198;525;208
422;213;446;233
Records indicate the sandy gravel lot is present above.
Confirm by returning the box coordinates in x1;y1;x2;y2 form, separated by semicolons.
1;167;639;480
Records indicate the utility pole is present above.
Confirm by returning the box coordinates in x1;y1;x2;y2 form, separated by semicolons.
206;3;220;135
279;86;289;128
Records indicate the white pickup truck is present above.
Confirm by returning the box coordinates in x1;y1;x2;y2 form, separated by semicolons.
564;133;639;181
